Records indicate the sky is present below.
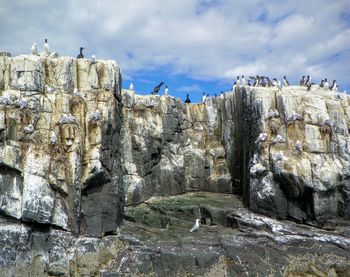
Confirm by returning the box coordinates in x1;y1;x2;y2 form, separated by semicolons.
0;0;349;103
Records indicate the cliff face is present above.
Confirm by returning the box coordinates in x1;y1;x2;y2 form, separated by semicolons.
0;54;123;237
0;54;349;276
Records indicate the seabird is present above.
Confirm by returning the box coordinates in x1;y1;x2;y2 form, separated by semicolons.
50;131;57;146
307;82;315;91
247;80;252;86
323;78;329;90
23;124;34;134
164;85;169;95
295;140;302;151
267;109;279;119
184;94;191;103
271;135;285;144
152;82;164;95
129;83;134;91
91;55;96;63
331;80;337;91
287;111;303;122
299;76;305;86
272;78;278;87
236;76;241;86
44;39;50;56
266;77;272;87
283;76;289;86
241;75;246;86
255;133;268;144
254;75;260;87
319;80;324;88
45;84;56;93
277;80;282;90
59;113;76;124
90;110;101;121
220;91;224;99
202;92;206;103
260;76;267;87
77;47;84;59
190;219;200;233
31;43;38;55
305;75;311;86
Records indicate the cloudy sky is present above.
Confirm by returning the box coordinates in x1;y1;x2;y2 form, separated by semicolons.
1;0;349;102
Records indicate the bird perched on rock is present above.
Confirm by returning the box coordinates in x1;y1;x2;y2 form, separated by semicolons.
299;76;305;86
236;76;241;86
50;131;57;146
77;47;84;59
45;84;56;93
277;80;282;90
59;113;76;124
190;219;200;233
152;82;164;95
202;92;207;103
31;43;38;55
319;80;324;88
307;82;315;91
331;80;337;91
271;135;285;144
23;124;34;134
267;109;279;119
44;39;50;56
220;91;224;99
164;85;169;95
90;110;101;121
283;76;289;86
241;75;246;86
272;78;278;87
185;94;191;103
255;133;268;144
295;140;302;151
287;111;303;122
323;78;329;90
129;83;134;91
91;55;96;63
305;75;311;86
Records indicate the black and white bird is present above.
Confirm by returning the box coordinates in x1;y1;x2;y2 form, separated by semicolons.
323;78;329;90
164;85;169;95
185;94;191;103
24;124;34;134
236;76;241;86
77;47;84;59
299;76;305;86
255;133;268;144
45;84;56;93
287;111;303;122
271;135;285;144
331;80;337;91
50;131;57;146
129;83;134;91
44;39;50;56
241;75;246;86
220;91;224;99
202;92;206;103
190;219;200;233
152;82;164;95
319;80;324;88
283;76;289;86
305;75;311;86
295;140;302;151
277;80;282;90
31;43;38;55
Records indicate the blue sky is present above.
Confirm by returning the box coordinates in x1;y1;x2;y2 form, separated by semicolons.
0;0;349;103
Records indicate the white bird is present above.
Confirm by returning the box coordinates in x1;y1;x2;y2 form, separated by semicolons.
44;39;50;56
241;75;246;86
331;81;338;91
287;111;303;122
59;114;76;124
91;55;96;63
164;85;169;95
277;80;282;90
202;92;207;103
272;79;278;86
45;84;56;93
23;124;34;134
220;92;224;99
31;43;38;55
271;135;285;144
323;79;329;90
236;76;241;86
283;76;289;86
90;110;101;121
129;83;134;91
255;133;268;144
190;219;200;233
295;140;302;151
50;131;57;146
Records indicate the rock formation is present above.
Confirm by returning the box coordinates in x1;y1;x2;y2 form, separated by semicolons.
0;54;349;276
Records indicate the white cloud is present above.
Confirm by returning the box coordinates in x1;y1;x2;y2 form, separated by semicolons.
177;84;202;92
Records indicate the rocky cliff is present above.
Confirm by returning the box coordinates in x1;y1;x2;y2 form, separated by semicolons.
0;54;349;276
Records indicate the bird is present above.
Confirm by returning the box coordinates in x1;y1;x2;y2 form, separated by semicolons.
59;113;76;124
255;133;268;144
295;140;302;151
307;82;316;91
254;75;260;87
202;92;207;103
90;110;101;121
77;47;84;59
184;94;191;103
287;111;303;122
190;219;200;233
272;78;278;86
50;131;57;146
164;85;169;95
129;83;134;91
267;109;279;119
44;39;50;56
45;84;56;93
331;80;337;91
277;80;282;90
283;76;289;86
241;75;246;86
323;78;329;90
91;55;96;63
31;43;38;55
305;75;311;86
299;76;305;86
319;80;324;88
220;91;224;99
236;76;241;86
23;124;34;134
14;99;28;109
271;135;285;144
152;82;164;95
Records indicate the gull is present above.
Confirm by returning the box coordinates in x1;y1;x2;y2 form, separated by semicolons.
23;124;34;134
31;43;38;55
129;83;134;91
295;140;302;151
271;135;285;144
190;219;200;233
45;84;56;93
287;111;303;122
50;131;57;146
255;133;267;144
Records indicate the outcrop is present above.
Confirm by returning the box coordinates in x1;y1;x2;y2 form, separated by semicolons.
0;53;349;276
